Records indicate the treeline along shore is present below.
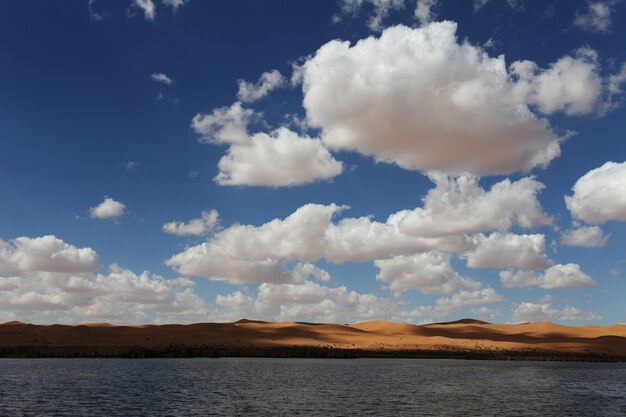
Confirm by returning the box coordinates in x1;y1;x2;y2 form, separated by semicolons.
2;319;625;361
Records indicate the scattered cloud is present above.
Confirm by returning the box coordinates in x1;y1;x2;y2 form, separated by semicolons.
500;263;596;289
166;185;552;287
565;161;626;224
574;1;619;33
561;225;608;247
88;0;109;21
192;103;343;187
215;280;399;323
237;69;286;103
214;280;504;324
89;197;127;220
192;102;255;145
474;0;524;12
435;287;505;309
414;0;439;26
0;235;209;324
511;302;601;323
151;72;174;85
465;233;553;270
511;47;603;116
165;201;474;284
132;0;156;21
0;263;208;325
375;251;481;295
389;174;552;238
214;127;343;187
163;210;219;236
161;0;189;13
469;306;499;321
334;0;406;31
0;235;99;275
123;160;141;172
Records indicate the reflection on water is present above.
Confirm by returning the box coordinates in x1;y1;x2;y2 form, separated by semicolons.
1;358;625;416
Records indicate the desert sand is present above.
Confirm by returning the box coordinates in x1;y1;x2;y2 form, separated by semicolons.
2;319;626;360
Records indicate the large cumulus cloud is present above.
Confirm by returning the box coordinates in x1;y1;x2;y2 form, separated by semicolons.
300;22;607;174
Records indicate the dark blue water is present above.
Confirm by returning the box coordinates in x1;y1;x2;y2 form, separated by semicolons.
1;358;625;416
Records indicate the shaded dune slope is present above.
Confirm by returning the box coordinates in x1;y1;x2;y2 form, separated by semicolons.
1;319;625;359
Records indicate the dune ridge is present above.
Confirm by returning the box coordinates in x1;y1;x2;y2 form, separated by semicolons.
1;319;625;360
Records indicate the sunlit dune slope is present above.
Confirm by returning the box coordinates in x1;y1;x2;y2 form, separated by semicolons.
1;319;625;357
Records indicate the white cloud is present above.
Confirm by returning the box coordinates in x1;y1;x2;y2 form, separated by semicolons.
165;203;476;284
166;173;555;284
301;22;570;175
215;279;400;323
473;0;523;11
414;0;438;26
0;264;209;324
237;70;286;103
88;0;108;21
151;72;173;85
161;0;188;12
0;236;99;275
192;102;254;145
574;1;617;33
0;235;209;324
215;127;343;187
291;262;331;283
603;64;626;112
325;216;471;263
124;160;141;171
465;233;553;270
511;47;603;116
561;225;608;247
608;64;626;96
469;306;499;321
435;287;504;309
192;103;343;187
389;174;552;238
89;197;126;220
565;161;626;224
133;0;156;20
214;277;505;324
163;210;219;236
334;0;406;31
375;252;481;295
511;302;601;323
500;263;596;289
165;204;343;284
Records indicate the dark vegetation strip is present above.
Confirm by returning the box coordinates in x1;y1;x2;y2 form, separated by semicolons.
0;345;624;362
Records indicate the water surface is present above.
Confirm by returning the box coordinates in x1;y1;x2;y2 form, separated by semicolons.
1;358;625;416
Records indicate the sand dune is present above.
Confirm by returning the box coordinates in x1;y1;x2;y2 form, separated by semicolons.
1;319;625;359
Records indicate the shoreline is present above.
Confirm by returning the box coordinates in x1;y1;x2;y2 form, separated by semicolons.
1;345;624;362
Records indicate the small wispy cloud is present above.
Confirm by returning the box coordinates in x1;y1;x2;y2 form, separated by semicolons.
237;70;285;103
132;0;156;21
574;0;620;33
161;0;189;13
123;161;141;172
88;0;109;21
151;72;174;85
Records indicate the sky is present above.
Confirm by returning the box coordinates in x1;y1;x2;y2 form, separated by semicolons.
1;0;626;325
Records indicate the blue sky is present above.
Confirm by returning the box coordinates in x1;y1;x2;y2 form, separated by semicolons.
1;0;626;324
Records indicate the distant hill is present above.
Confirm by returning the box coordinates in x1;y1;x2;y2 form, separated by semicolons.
1;319;625;360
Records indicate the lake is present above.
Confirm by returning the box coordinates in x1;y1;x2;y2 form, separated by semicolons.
1;358;625;416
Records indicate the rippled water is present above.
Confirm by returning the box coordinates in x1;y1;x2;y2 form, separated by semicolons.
1;358;625;416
